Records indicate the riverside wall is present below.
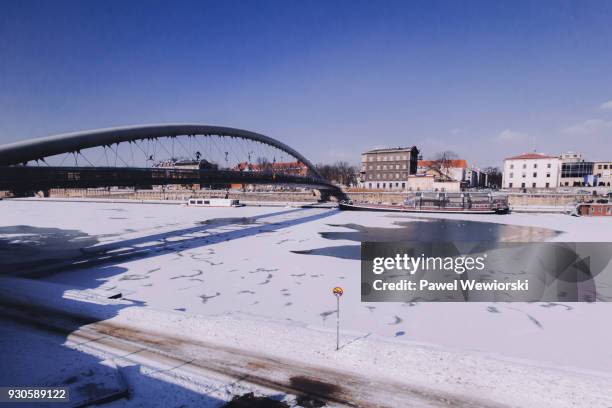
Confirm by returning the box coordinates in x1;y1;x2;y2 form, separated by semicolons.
38;188;600;207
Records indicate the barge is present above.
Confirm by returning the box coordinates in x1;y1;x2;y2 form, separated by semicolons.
339;192;510;214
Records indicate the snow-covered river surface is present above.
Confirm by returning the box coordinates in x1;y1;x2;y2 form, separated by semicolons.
1;199;612;407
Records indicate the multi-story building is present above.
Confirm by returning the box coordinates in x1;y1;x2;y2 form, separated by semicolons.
502;153;560;189
557;151;593;187
465;167;481;188
593;161;612;187
559;161;595;187
359;146;419;190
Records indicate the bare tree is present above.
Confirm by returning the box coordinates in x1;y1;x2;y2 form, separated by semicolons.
427;151;459;181
256;157;273;173
482;166;502;189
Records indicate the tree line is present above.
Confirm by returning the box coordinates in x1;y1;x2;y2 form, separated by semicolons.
315;161;358;187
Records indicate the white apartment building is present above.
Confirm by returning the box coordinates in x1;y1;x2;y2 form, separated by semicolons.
502;153;560;189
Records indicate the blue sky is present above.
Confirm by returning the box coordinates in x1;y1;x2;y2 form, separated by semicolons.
1;0;611;167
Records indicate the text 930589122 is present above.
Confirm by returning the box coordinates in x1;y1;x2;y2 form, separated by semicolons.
0;387;69;403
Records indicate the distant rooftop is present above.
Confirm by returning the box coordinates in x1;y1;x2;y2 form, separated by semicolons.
504;153;557;160
418;159;468;168
363;146;418;154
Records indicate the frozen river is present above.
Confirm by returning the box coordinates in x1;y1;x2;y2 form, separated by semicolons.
2;199;612;376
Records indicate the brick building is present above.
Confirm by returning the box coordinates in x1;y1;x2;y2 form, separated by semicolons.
359;146;419;190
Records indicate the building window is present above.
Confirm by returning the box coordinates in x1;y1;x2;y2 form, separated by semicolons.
522;164;526;169
401;182;405;188
522;173;526;178
533;172;537;177
376;183;380;188
561;161;594;178
382;183;386;188
547;163;551;168
509;172;514;178
532;183;536;188
545;182;550;188
510;164;514;169
368;183;372;188
534;163;538;169
521;183;525;188
546;173;550;178
509;182;513;188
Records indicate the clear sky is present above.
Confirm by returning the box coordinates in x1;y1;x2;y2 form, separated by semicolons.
1;0;611;168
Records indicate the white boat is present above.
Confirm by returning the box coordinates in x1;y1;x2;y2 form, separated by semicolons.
186;198;244;207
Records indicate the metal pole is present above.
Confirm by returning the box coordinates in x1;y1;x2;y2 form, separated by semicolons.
336;295;340;351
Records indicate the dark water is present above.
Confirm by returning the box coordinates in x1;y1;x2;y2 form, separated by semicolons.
197;217;258;226
292;217;561;260
0;225;100;273
325;217;560;242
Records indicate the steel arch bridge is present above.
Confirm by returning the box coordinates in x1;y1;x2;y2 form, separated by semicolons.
0;124;345;199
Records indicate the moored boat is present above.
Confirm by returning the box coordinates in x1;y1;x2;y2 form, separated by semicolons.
572;201;612;217
186;198;244;207
339;192;509;214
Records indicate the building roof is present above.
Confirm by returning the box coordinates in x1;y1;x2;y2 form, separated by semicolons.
363;146;417;154
418;159;468;168
504;153;557;160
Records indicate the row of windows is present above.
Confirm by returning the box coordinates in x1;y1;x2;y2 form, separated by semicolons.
509;181;612;188
588;206;612;215
367;182;406;189
508;182;551;188
562;181;612;187
596;164;611;169
509;163;553;170
560;162;594;178
367;173;405;180
508;172;551;179
365;164;407;170
366;155;409;162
